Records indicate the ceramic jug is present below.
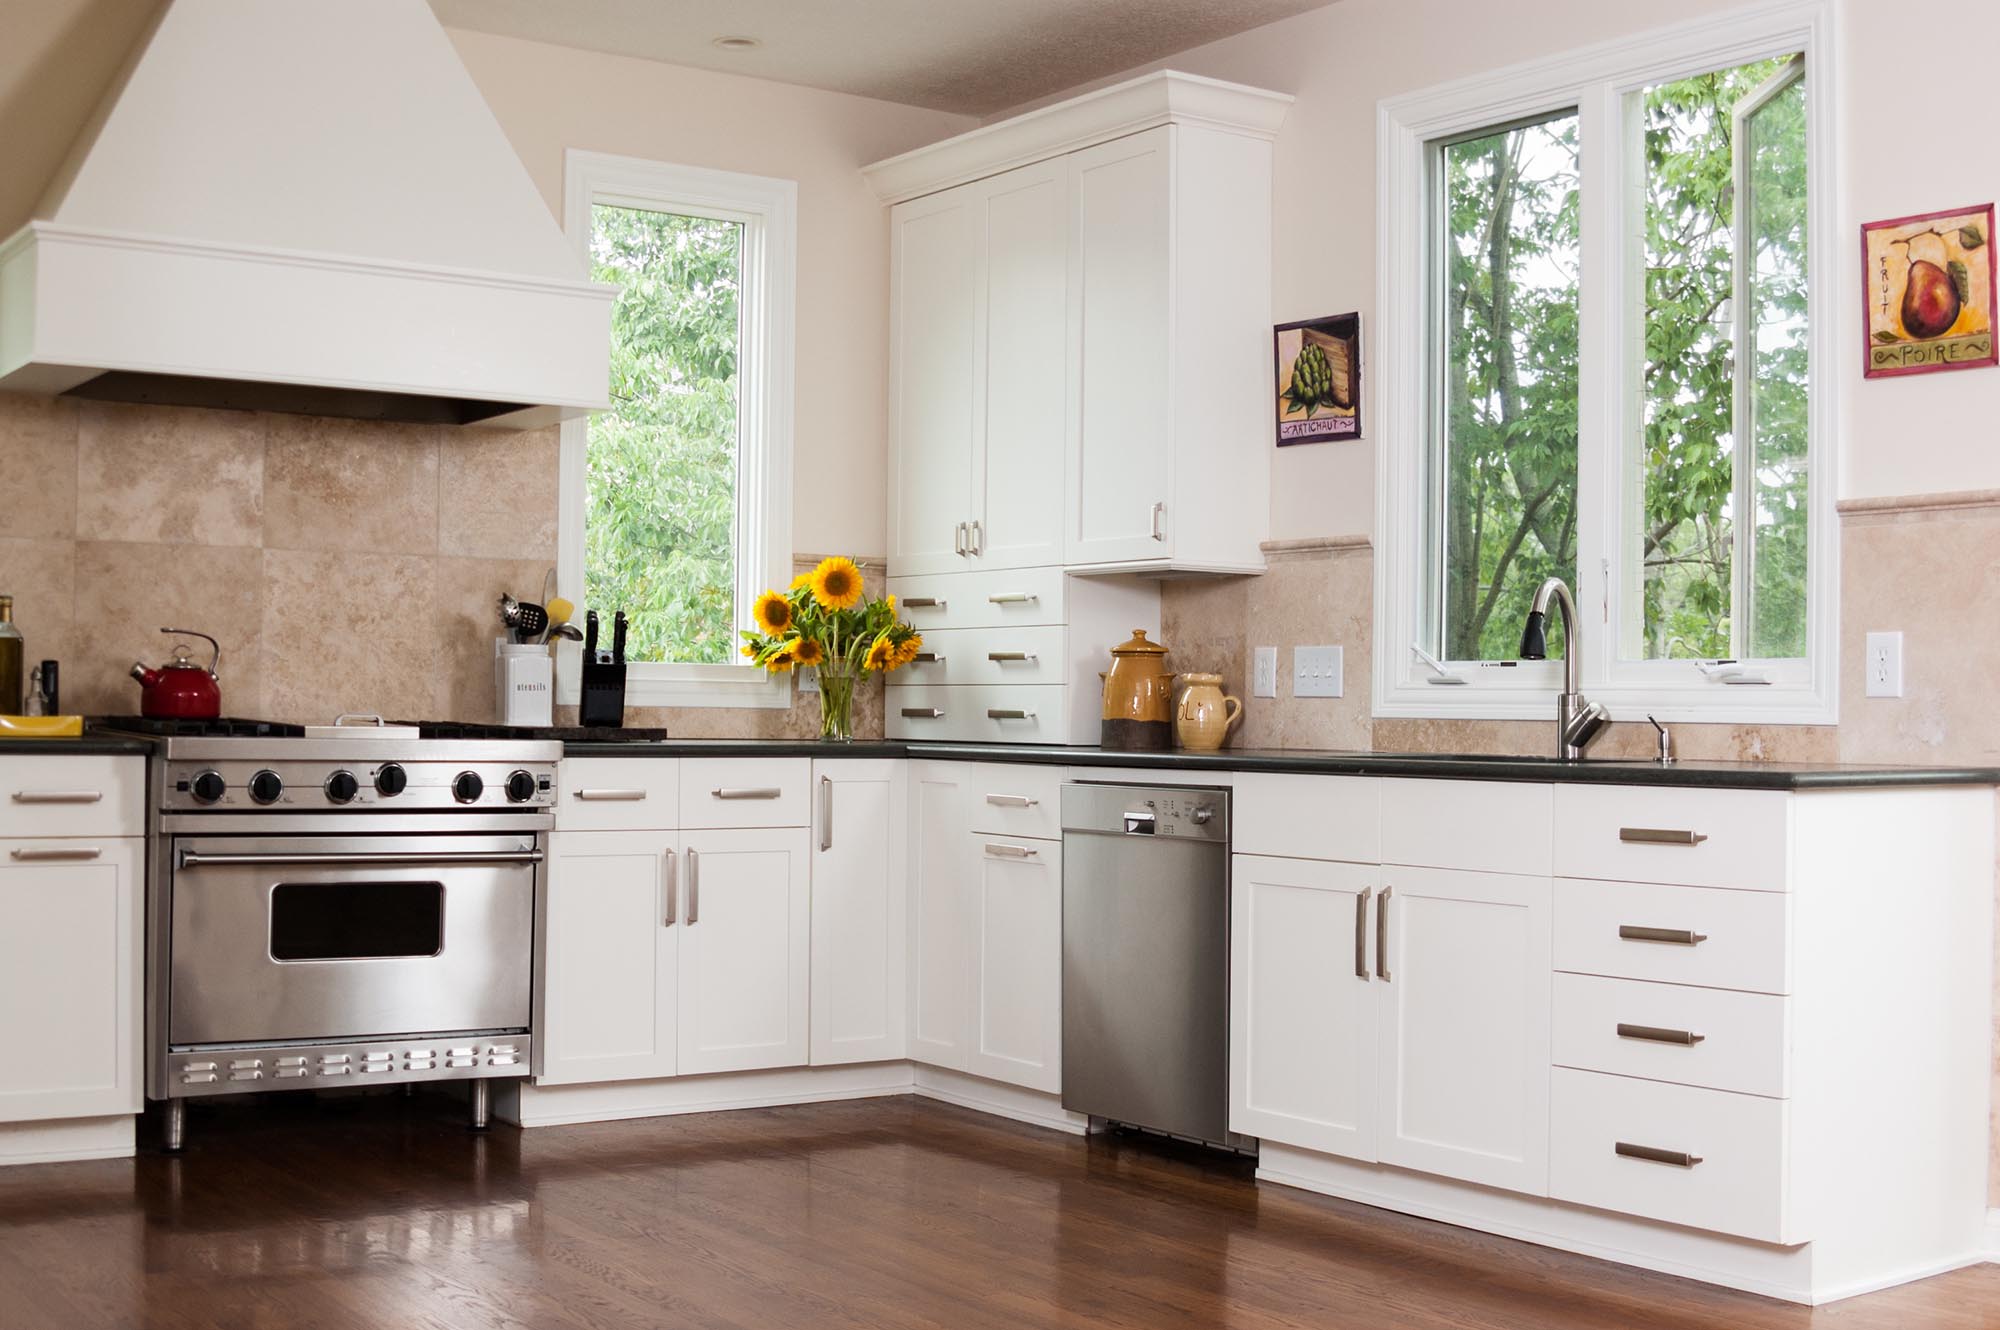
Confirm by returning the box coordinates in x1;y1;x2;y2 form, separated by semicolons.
1174;673;1242;752
1099;629;1175;751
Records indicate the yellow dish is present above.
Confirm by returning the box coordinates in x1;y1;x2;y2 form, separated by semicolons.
0;715;84;738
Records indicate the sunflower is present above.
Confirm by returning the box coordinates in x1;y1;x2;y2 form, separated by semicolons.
765;643;796;673
810;556;864;611
895;634;924;666
791;571;813;590
865;636;894;671
740;642;759;660
754;590;793;635
791;638;825;667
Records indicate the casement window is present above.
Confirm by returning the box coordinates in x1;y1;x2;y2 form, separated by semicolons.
1374;2;1835;723
559;151;796;708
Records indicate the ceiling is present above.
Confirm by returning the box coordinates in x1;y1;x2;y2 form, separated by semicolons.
425;0;1338;115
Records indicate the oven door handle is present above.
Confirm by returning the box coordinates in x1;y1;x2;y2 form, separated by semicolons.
175;849;544;869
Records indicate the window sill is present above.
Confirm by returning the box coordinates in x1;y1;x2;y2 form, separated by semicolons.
1373;678;1835;727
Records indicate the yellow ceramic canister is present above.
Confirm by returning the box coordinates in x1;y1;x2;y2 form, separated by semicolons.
1174;673;1242;752
1099;629;1175;751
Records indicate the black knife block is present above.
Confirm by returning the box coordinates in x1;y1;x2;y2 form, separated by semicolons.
578;658;626;727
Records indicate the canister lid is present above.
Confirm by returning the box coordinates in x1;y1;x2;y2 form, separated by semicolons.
1110;629;1168;656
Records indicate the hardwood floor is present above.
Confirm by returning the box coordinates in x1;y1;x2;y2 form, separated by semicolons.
0;1090;1995;1329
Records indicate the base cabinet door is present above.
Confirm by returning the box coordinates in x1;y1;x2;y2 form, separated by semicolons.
677;829;811;1075
540;831;679;1085
1374;866;1551;1195
908;764;974;1070
810;761;907;1065
968;834;1061;1093
1229;854;1378;1160
0;839;141;1122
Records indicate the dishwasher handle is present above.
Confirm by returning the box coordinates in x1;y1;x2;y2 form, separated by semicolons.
1122;807;1157;835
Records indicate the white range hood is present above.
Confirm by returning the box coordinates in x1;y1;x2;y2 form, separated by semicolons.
0;0;612;427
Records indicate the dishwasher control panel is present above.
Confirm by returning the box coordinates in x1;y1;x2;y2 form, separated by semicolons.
1063;782;1229;843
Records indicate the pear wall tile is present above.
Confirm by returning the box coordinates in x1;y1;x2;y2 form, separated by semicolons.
0;537;76;695
261;548;436;723
70;541;264;717
436;556;561;724
76;402;263;547
264;415;440;555
439;425;561;560
0;393;79;540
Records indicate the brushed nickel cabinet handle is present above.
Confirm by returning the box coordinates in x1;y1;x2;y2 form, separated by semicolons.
954;522;967;557
984;843;1038;860
902;597;944;609
1617;1023;1705;1046
901;707;944;719
819;775;833;852
912;652;942;664
686;848;699;924
10;790;104;804
970;520;983;556
986;651;1037;662
1616;1142;1703;1168
987;709;1036;721
984;793;1038;808
1375;885;1391;981
987;592;1038;605
1355;886;1373;980
711;787;783;800
1150;501;1166;541
574;788;648;802
1618;925;1709;946
662;849;677;927
9;846;104;861
1619;827;1709;846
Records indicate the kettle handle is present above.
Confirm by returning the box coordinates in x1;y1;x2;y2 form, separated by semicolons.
160;627;221;681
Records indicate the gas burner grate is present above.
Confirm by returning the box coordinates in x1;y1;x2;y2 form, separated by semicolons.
88;715;308;739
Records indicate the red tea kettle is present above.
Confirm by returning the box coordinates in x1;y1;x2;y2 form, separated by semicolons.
130;628;222;719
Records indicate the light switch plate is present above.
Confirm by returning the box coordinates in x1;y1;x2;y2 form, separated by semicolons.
1294;645;1344;698
1864;631;1903;698
1252;646;1279;698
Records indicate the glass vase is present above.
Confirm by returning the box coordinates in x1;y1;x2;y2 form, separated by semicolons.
817;663;858;742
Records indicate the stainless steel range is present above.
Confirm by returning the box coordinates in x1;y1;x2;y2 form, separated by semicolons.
107;716;561;1149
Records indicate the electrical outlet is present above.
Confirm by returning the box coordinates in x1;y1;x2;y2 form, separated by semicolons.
1865;631;1904;698
797;667;819;695
1293;645;1344;698
1252;646;1279;699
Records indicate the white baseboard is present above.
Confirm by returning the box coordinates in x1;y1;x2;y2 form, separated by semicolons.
0;1114;135;1166
1983;1208;2000;1262
910;1065;1089;1136
505;1062;915;1128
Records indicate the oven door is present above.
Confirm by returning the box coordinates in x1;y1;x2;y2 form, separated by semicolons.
167;834;539;1045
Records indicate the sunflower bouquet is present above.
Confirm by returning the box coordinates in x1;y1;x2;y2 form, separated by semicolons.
740;556;922;740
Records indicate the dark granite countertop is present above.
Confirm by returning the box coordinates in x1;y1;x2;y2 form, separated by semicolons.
0;735;155;756
560;738;2000;790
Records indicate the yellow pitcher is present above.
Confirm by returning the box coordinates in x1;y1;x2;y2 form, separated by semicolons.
1174;673;1242;752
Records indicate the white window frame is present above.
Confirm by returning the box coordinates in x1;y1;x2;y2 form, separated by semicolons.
1373;0;1838;725
558;149;797;709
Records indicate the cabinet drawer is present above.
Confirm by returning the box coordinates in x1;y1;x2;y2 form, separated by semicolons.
1381;778;1551;875
1231;773;1380;863
680;760;811;828
895;625;1068;688
1554;878;1790;994
888;565;1067;631
966;763;1065;840
1549;1068;1789;1243
556;758;679;831
0;756;145;839
1554;785;1789;890
1551;973;1788;1098
887;685;1070;745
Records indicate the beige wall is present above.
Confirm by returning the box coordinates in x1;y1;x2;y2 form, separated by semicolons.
444;28;976;559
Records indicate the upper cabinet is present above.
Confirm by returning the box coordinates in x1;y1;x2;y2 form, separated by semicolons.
872;72;1291;578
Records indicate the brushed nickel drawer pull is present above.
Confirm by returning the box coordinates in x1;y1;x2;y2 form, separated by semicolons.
984;793;1039;808
902;597;945;609
984;843;1038;860
912;652;942;663
9;846;104;861
1617;1023;1706;1046
1616;1142;1703;1168
1618;925;1709;946
712;787;784;800
901;707;944;719
1375;886;1391;981
1355;886;1372;980
574;788;648;801
987;592;1038;605
987;709;1036;720
10;790;104;804
986;651;1037;662
1619;827;1709;846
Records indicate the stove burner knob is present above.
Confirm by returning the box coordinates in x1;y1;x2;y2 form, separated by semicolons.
248;769;284;805
324;770;360;804
190;770;226;804
505;770;538;803
452;771;485;804
374;763;408;797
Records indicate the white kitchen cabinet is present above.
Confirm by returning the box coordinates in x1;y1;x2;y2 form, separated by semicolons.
967;833;1061;1093
889;186;980;577
1228;854;1377;1160
677;828;811;1076
907;763;974;1069
0;838;142;1122
810;761;907;1066
540;831;679;1085
1373;866;1551;1195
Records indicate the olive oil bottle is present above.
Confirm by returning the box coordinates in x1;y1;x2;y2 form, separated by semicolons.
0;597;23;715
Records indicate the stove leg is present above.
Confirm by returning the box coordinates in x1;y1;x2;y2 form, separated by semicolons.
162;1098;186;1153
468;1079;491;1132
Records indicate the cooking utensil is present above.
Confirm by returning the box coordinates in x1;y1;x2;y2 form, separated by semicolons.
130;628;222;719
547;623;584;643
542;596;575;645
510;602;548;644
583;610;600;661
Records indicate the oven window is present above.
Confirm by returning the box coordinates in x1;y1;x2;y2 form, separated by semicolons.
269;881;444;961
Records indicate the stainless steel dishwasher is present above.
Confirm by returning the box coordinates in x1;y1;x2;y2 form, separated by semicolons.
1060;781;1237;1149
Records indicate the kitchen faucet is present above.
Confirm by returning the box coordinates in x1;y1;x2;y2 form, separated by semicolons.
1518;576;1610;760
